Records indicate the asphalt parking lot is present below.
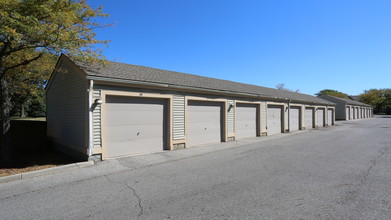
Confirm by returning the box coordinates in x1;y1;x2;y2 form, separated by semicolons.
0;116;390;219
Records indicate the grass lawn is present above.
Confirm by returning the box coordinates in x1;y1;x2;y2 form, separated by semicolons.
10;117;46;121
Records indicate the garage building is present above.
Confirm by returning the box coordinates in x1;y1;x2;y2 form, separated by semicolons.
319;95;373;120
46;55;335;160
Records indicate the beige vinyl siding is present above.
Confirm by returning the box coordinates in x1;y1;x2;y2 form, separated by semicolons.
92;90;102;147
334;102;346;120
260;102;267;131
47;58;87;155
227;99;235;135
173;95;185;140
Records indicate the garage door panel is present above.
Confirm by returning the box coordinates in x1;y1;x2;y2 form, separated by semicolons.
107;124;163;140
351;109;354;119
236;103;257;139
188;122;221;134
106;137;163;158
290;107;300;131
267;105;282;135
194;114;220;122
317;109;324;127
105;96;167;158
187;101;222;147
305;108;314;129
327;109;333;125
106;110;164;126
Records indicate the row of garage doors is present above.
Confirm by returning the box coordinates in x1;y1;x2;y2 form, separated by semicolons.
105;97;225;158
345;106;371;120
104;96;332;158
268;106;333;135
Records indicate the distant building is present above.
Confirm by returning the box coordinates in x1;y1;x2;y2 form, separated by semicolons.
319;95;373;120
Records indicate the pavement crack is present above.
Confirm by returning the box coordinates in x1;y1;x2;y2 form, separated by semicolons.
339;146;390;206
125;182;144;218
360;146;389;185
104;175;143;218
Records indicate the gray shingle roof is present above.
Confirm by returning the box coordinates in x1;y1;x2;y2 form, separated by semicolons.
71;56;334;105
348;95;360;101
319;95;372;107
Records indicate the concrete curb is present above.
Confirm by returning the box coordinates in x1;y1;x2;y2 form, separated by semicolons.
0;160;94;184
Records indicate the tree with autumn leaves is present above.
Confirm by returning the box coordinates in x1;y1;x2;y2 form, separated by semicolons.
7;50;57;118
315;89;348;98
315;88;391;114
359;89;391;114
0;0;109;162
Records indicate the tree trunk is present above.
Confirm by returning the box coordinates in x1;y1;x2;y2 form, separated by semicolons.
0;72;12;163
21;103;26;118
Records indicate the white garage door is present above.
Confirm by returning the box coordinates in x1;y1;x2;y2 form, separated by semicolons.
327;109;333;126
105;96;167;158
346;107;350;120
187;101;222;147
235;103;258;139
304;108;314;129
350;107;354;119
317;108;325;127
289;106;300;131
267;105;282;135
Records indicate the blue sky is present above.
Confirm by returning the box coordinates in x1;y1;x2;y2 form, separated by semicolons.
93;0;391;96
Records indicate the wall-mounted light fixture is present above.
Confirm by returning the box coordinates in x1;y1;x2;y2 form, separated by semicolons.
94;99;103;105
228;104;234;112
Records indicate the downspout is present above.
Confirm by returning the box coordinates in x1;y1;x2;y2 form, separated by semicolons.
288;99;291;131
88;80;94;157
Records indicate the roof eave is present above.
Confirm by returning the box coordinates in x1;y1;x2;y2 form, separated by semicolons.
87;75;335;106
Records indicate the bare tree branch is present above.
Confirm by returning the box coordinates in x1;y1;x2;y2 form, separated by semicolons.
5;44;47;56
0;41;11;61
4;53;43;72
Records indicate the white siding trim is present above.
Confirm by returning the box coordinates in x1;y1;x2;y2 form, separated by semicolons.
92;90;102;147
173;95;185;140
227;99;235;135
260;102;267;131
